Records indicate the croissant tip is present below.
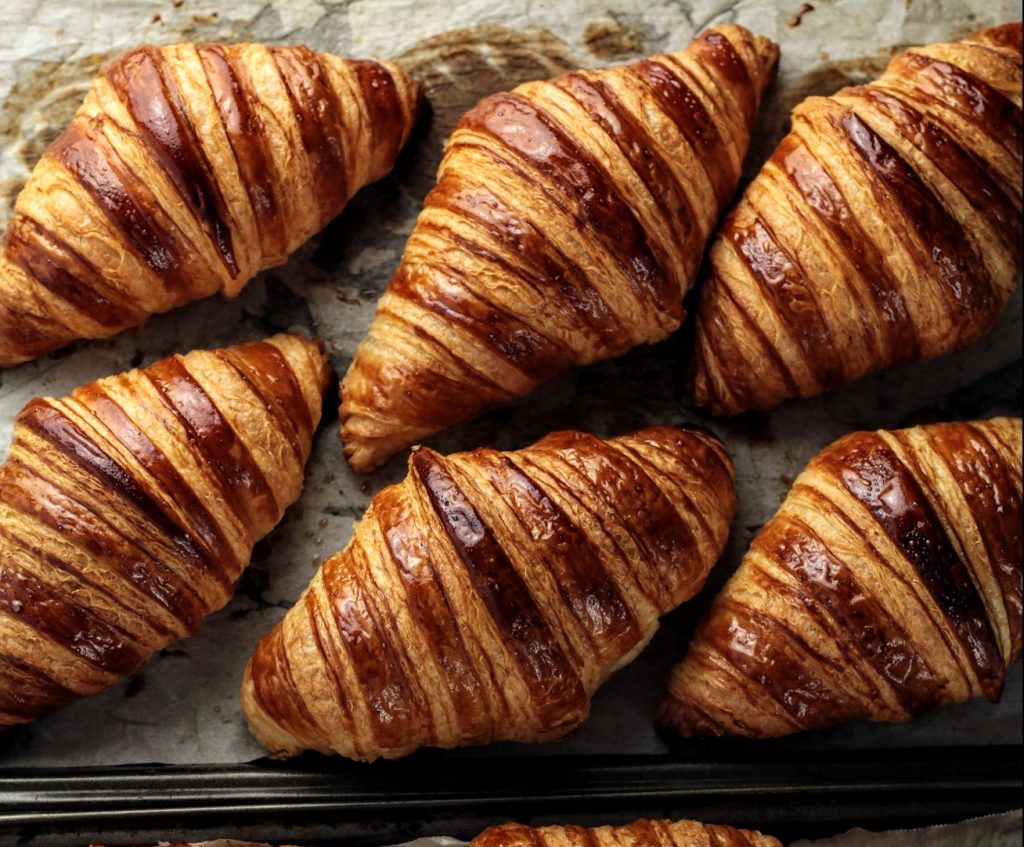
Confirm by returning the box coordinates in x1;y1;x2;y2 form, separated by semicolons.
679;387;727;419
341;443;372;474
654;696;679;732
656;677;700;732
702;23;780;90
307;335;334;395
677;380;701;411
339;431;392;474
410;77;428;117
967;20;1022;49
657;692;741;740
753;34;781;85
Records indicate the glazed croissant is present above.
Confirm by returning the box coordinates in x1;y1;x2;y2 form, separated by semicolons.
472;819;781;847
340;24;779;471
242;426;735;760
0;334;330;725
688;23;1023;416
661;418;1023;739
0;44;421;366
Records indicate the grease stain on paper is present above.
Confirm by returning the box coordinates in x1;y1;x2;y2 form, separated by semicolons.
583;18;647;59
393;23;579;196
0;53;109;219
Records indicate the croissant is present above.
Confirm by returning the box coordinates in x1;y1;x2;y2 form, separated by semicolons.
241;425;735;760
660;417;1023;739
0;44;421;367
472;819;781;847
688;23;1023;416
0;334;330;725
339;24;779;471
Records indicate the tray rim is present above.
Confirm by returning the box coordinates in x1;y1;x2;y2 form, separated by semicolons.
2;744;1021;827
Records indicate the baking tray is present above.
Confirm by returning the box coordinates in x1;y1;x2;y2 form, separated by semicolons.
2;747;1021;844
0;0;1021;843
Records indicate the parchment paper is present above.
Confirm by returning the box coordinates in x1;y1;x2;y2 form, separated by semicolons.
791;809;1023;846
0;0;1020;769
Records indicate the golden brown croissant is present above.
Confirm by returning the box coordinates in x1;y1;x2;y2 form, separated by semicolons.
0;334;330;725
688;23;1023;416
472;819;781;847
340;24;779;471
660;417;1022;739
0;44;421;367
241;425;735;760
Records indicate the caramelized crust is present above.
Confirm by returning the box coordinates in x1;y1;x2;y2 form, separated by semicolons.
340;25;779;471
241;426;735;761
472;820;781;847
0;334;331;725
660;417;1022;739
0;44;421;366
689;23;1023;416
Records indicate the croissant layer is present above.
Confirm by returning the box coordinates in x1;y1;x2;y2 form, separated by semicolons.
0;334;330;725
661;417;1023;739
472;819;781;847
689;23;1023;415
0;43;421;366
242;426;735;761
340;24;779;471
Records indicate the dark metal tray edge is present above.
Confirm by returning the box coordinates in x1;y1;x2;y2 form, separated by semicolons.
2;746;1020;827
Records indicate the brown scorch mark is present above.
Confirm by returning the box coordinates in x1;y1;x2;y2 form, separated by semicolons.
788;4;815;28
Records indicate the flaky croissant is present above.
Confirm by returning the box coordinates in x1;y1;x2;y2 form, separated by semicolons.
688;23;1023;416
340;24;779;471
472;819;781;847
241;426;735;760
660;418;1022;739
0;334;330;725
0;44;421;366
